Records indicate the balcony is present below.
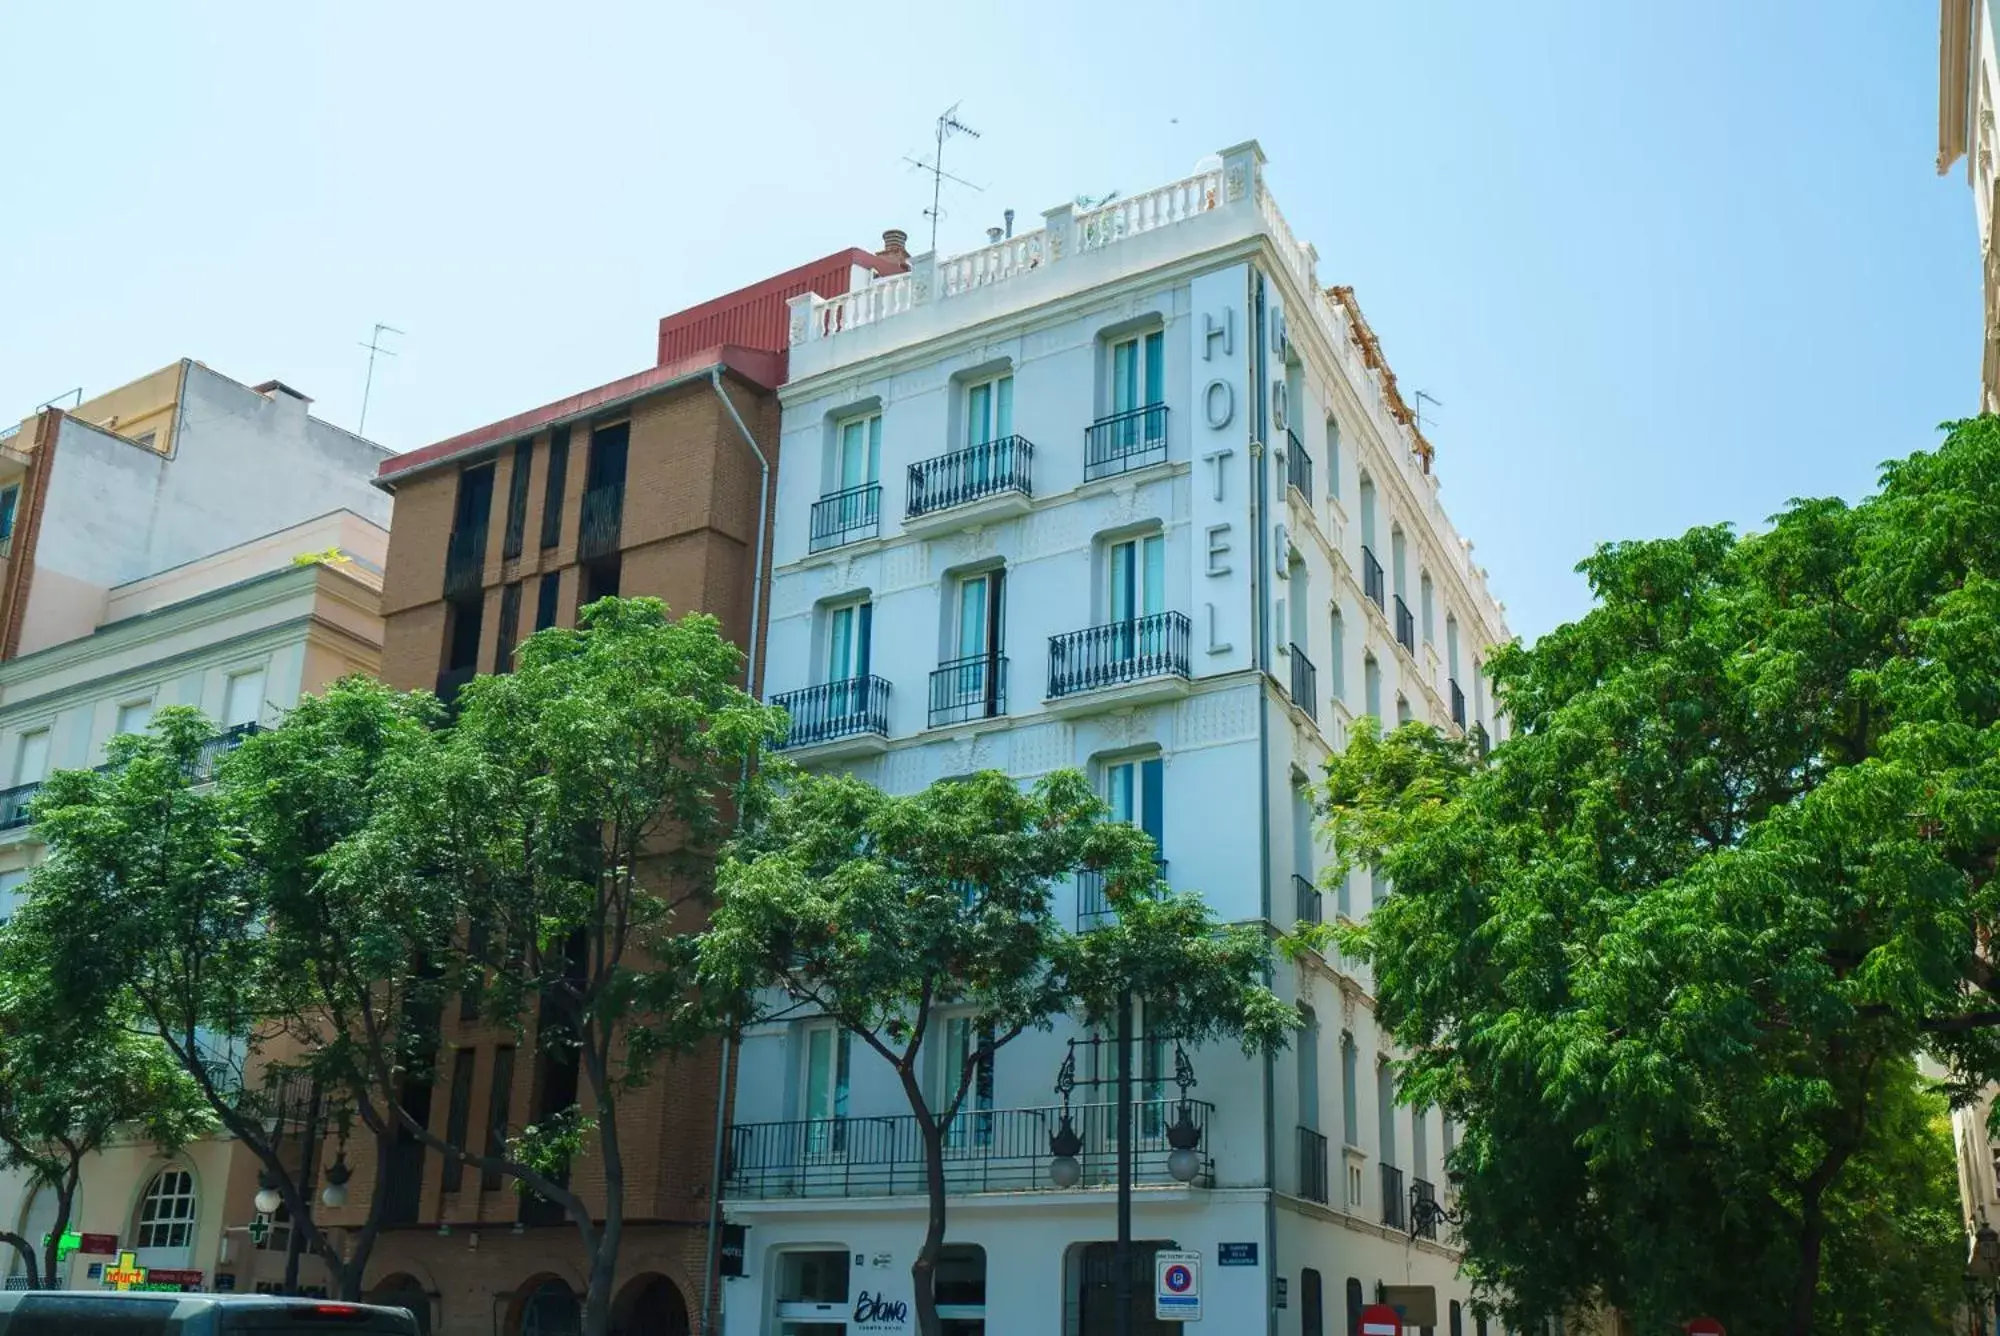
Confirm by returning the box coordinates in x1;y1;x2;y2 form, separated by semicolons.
0;723;263;838
1046;612;1191;713
578;482;625;560
0;782;38;832
1298;1126;1330;1205
443;526;486;598
928;654;1007;728
1361;546;1385;612
1293;874;1322;927
1381;1163;1406;1230
1285;428;1313;500
1450;679;1467;729
725;1098;1214;1201
809;483;881;554
1288;643;1317;722
1084;405;1169;481
1394;596;1415;654
1077;860;1167;930
772;677;891;758
1411;1176;1439;1241
906;437;1033;533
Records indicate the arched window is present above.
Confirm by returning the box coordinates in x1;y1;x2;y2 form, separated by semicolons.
136;1168;196;1249
1451;1300;1465;1336
1346;1278;1365;1336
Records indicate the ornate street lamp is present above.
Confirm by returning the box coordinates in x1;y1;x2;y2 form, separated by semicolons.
254;1171;284;1216
319;1152;352;1209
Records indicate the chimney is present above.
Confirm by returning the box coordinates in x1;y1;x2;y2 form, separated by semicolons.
875;229;911;272
1004;208;1015;238
986;227;1004;244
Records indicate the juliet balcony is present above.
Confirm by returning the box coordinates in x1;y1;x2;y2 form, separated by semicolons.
809;484;881;554
724;1099;1215;1201
1046;612;1192;714
928;653;1007;729
1084;405;1169;482
906;437;1033;535
771;677;892;760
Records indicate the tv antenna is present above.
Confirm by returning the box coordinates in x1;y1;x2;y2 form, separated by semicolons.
357;322;404;438
1414;389;1443;433
903;102;983;252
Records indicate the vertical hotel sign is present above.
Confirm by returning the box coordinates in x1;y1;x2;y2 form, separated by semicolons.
1190;264;1252;674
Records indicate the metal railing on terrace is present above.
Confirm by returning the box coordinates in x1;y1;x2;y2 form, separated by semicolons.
1048;612;1190;700
907;437;1033;519
772;677;892;749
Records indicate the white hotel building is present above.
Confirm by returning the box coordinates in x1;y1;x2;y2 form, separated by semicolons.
725;142;1511;1336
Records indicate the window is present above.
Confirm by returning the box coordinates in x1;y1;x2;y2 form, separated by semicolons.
440;1049;476;1192
496;582;523;674
939;1016;995;1149
0;486;17;544
1324;418;1341;499
540;427;569;549
966;374;1014;446
936;569;1005;726
482;1045;514;1192
1363;654;1382;721
1413;1105;1430;1182
1451;1301;1464;1336
503;440;533;560
1391;528;1408;605
935;1243;987;1334
1105;757;1164;859
1421;573;1435;645
1347;1278;1365;1336
0;870;27;926
1302;1268;1325;1336
1396;695;1412;726
223;669;265;728
1446;615;1461;681
825;599;873;686
535;572;561;632
115;698;154;738
1298;1007;1320;1131
1328;608;1347;704
135;1168;196;1249
1106;532;1165;625
777;1251;850;1335
836;413;882;493
1443;1114;1457;1167
1378;1062;1398;1167
803;1023;851;1155
14;729;48;786
1473;660;1487;733
1357;476;1377;551
1110;330;1165;419
1340;1032;1359;1147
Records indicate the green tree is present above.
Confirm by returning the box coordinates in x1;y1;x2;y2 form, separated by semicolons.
1301;416;2000;1334
703;767;1297;1336
355;597;785;1336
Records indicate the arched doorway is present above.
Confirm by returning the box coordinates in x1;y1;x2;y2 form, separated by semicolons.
520;1278;581;1336
366;1273;433;1336
611;1275;690;1336
9;1184;57;1285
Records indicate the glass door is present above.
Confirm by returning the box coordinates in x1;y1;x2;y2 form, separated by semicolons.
947;570;1003;719
1110;333;1164;448
1107;534;1165;661
825;601;872;721
939;1016;995;1151
839;415;881;491
803;1024;850;1156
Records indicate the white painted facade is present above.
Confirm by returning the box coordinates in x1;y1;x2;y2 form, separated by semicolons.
726;143;1510;1336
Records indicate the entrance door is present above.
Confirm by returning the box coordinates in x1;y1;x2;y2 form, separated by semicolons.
1067;1241;1178;1336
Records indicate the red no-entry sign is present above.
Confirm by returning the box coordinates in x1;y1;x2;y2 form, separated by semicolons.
1686;1319;1725;1336
1360;1303;1404;1336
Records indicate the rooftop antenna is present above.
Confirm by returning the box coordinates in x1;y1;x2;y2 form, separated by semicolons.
1414;389;1443;434
903;102;983;252
356;322;403;438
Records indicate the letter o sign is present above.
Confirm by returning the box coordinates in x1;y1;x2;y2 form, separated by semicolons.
1204;378;1235;429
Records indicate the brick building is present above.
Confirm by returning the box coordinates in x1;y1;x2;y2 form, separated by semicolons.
355;240;907;1336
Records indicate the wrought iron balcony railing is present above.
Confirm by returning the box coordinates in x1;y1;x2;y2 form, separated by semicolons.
1285;428;1313;499
1293;873;1323;927
724;1098;1214;1200
1361;546;1385;612
907;437;1033;518
1084;405;1169;480
772;677;892;749
928;653;1006;728
1411;1176;1440;1240
578;482;625;560
444;525;486;597
1289;643;1317;721
1394;596;1415;654
0;723;263;834
1076;859;1168;930
1381;1163;1406;1230
809;483;882;553
1047;612;1191;699
1298;1126;1330;1204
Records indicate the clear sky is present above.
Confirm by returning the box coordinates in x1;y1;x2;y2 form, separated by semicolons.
0;2;1974;642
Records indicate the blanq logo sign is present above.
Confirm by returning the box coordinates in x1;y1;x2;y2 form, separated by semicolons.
851;1291;909;1331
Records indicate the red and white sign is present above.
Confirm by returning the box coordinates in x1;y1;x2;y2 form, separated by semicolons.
1685;1320;1725;1336
78;1234;118;1256
1361;1303;1404;1336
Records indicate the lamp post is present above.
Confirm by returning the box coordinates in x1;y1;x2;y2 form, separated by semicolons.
1048;1000;1203;1336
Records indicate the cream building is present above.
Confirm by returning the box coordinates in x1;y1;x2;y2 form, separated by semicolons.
1939;0;2000;411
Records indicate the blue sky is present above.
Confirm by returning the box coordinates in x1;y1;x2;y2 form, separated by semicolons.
0;2;1973;641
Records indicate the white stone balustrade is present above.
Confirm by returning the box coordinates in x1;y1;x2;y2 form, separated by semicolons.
938;231;1047;297
1074;168;1224;254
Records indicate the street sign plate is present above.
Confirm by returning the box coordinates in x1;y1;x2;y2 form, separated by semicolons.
1217;1242;1258;1266
1361;1302;1404;1336
1155;1250;1202;1323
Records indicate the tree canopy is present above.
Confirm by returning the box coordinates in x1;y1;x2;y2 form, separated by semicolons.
1306;417;2000;1334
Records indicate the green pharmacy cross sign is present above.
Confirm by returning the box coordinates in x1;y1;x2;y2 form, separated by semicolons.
40;1231;81;1262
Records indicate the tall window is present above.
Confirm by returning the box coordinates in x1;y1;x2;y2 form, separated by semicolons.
503;440;533;560
440;1048;475;1192
1397;695;1412;726
1106;532;1165;624
1363;654;1382;721
1391;527;1408;604
938;1015;994;1149
1413;1104;1430;1182
482;1045;514;1192
1110;331;1165;419
115;698;154;738
14;729;48;786
1298;1007;1320;1131
1473;661;1487;733
1378;1062;1398;1167
534;572;561;632
966;374;1014;446
836;413;882;493
223;668;265;729
826;599;873;684
0;486;18;546
136;1168;196;1249
1446;615;1461;681
1420;573;1435;644
1325;417;1342;499
1340;1032;1359;1147
803;1022;851;1154
540;427;569;549
495;583;523;674
1328;608;1347;704
1357;476;1377;551
1105;756;1164;859
941;570;1004;723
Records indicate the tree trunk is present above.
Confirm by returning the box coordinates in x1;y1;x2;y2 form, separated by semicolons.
1788;1142;1856;1336
0;1231;40;1291
44;1170;77;1288
898;1067;949;1336
580;1092;623;1336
